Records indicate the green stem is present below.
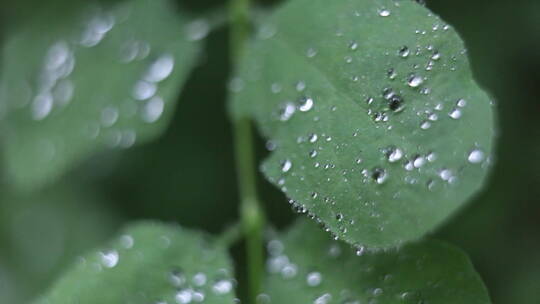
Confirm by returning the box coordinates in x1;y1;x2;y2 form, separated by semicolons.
229;0;250;60
229;0;264;303
235;118;265;304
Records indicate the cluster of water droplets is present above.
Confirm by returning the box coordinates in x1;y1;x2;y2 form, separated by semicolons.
229;0;495;249
7;2;198;158
31;41;76;120
73;231;237;304
263;234;431;304
169;267;235;304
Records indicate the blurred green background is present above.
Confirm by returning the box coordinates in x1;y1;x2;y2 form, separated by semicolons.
0;0;539;303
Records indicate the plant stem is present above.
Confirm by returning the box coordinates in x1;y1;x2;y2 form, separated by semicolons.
229;0;264;303
229;0;250;60
235;118;264;304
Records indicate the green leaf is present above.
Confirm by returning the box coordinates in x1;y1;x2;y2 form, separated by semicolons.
231;0;496;248
0;0;203;190
33;221;237;304
0;183;119;303
264;220;491;304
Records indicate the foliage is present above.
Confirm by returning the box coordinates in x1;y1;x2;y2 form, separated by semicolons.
1;0;538;303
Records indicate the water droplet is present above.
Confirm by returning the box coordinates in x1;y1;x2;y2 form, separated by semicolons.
373;288;383;296
80;13;115;47
308;133;318;143
100;250;119;268
170;268;186;287
141;96;164;123
279;102;296;121
387;68;397;80
388;95;404;112
144;54;175;83
175;288;193;303
309;150;318;158
378;9;391;17
427;152;437;162
281;263;298;279
257;23;277;39
133;80;157;100
53;79;74;106
101;106;119;127
45;41;71;71
413;156;426;168
306;272;322;287
269;83;282;94
439;169;453;181
314;293;332;304
120;235;134;249
298;97;314;112
449;108;462;119
307;48;318;58
281;159;292;173
387;147;403;163
295;81;306;92
349;41;359;51
193;273;207;287
420;120;431;130
398;46;410;58
407;75;424;88
468;149;485;164
119;129;137;148
119;40;150;63
192;290;205;302
186;19;210;41
372;168;388;184
404;161;414;171
31;93;53;120
457;98;467;107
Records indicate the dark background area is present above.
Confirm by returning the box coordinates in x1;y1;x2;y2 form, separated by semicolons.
0;0;539;303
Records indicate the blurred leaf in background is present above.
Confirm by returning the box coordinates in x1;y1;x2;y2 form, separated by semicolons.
34;222;237;304
0;0;201;190
0;183;119;304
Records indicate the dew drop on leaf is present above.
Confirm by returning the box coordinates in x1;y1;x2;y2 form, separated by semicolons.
281;159;293;173
387;147;403;163
468;149;485;164
298;97;314;112
378;9;391;17
398;46;410;58
407;75;424;88
306;272;322;287
449;108;462;119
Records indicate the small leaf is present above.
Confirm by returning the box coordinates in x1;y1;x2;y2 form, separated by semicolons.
34;221;237;304
264;220;491;304
0;0;203;190
231;0;496;248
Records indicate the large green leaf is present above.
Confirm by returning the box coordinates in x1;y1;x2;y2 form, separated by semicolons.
0;0;203;190
231;0;496;248
33;221;237;304
263;220;490;304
